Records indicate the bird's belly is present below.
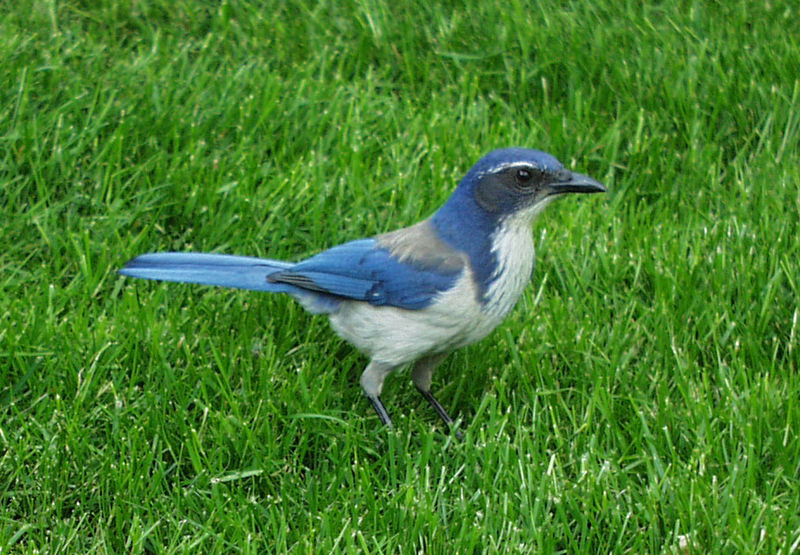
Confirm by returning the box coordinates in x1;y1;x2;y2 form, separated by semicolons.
328;247;533;366
328;273;492;365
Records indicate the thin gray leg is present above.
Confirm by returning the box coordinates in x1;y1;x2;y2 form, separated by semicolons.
366;395;393;428
416;387;455;426
360;360;397;427
411;354;463;437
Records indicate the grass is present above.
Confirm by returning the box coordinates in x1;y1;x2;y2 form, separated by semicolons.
1;0;799;552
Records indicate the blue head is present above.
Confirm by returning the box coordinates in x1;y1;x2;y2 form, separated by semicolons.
432;147;605;242
429;148;605;294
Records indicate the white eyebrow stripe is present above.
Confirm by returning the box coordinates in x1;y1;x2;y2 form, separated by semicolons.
481;161;538;176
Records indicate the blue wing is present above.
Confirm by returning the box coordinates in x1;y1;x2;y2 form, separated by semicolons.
120;224;467;311
267;238;464;310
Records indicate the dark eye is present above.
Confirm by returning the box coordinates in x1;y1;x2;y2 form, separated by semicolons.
516;168;533;186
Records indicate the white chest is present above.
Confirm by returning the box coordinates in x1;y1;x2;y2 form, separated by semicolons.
482;220;536;320
327;217;538;366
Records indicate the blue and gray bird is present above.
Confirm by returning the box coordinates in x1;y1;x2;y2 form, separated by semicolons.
120;148;605;431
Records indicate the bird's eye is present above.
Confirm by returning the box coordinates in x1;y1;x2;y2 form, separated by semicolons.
516;168;533;185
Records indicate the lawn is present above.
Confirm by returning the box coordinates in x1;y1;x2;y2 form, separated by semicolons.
1;0;799;552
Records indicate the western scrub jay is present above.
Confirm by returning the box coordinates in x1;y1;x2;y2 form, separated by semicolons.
120;148;605;432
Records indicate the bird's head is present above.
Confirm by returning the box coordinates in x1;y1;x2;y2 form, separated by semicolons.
427;148;606;290
462;147;606;223
431;147;606;255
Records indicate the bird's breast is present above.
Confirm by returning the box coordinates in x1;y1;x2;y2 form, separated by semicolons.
326;222;536;365
481;220;536;321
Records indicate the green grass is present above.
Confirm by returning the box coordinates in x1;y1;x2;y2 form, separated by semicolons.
2;0;799;552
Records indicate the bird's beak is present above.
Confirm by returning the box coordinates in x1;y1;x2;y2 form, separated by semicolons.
548;172;606;196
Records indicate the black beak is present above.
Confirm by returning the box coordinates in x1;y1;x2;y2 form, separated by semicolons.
548;171;606;196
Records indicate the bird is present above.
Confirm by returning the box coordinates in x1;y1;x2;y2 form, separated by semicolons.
120;147;605;433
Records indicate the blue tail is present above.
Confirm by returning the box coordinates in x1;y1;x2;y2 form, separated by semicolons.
119;252;295;293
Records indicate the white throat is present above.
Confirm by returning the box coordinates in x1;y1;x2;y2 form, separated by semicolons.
481;202;547;320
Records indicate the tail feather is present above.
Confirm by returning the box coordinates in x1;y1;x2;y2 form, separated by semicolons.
119;252;295;293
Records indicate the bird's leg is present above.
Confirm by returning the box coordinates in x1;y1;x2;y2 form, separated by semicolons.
416;388;454;426
360;360;397;428
367;396;393;428
411;354;463;438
